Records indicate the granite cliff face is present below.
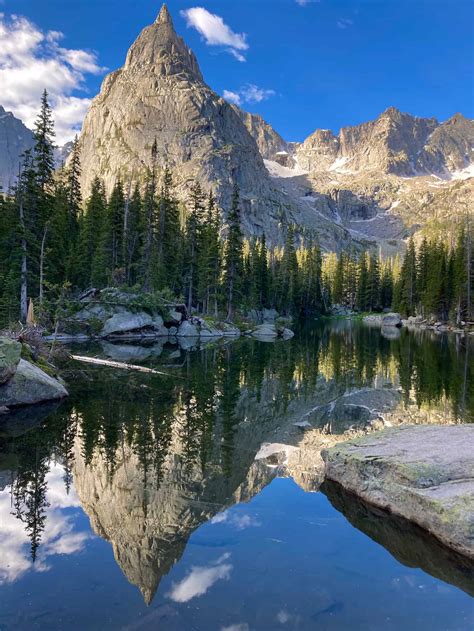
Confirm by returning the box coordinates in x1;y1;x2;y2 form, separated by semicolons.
295;107;474;177
73;5;353;248
74;7;288;241
0;106;35;191
232;106;289;161
259;108;474;253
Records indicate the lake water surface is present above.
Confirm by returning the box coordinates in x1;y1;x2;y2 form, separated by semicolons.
0;322;473;630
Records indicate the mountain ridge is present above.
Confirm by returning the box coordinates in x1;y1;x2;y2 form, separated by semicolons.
1;4;472;252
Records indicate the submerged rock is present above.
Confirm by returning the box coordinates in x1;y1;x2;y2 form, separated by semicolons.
251;323;295;341
251;324;278;340
0;337;21;384
322;425;474;558
0;359;68;408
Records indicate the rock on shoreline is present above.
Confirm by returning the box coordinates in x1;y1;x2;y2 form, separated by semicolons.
321;425;474;559
0;338;68;413
363;312;402;327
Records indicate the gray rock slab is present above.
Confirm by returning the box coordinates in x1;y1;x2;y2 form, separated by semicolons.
0;359;68;408
322;425;474;558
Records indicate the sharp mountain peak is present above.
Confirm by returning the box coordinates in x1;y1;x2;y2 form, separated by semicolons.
156;3;172;25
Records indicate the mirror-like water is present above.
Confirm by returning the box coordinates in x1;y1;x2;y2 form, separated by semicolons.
0;322;473;630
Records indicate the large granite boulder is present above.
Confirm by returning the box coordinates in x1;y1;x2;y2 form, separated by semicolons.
0;359;68;408
322;425;474;558
0;337;21;384
102;311;154;337
363;312;402;328
177;321;199;337
382;312;402;327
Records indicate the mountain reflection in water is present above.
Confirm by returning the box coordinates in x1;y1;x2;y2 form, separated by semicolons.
0;322;472;622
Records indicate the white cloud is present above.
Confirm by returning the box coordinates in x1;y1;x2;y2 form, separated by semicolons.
167;554;232;603
0;463;90;585
0;13;105;143
337;19;354;29
180;7;248;61
277;610;291;623
223;90;242;106
221;625;250;631
211;510;261;530
295;0;320;6
241;85;276;103
223;84;276;108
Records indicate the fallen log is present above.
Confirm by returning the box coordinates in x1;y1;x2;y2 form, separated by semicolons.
70;355;174;377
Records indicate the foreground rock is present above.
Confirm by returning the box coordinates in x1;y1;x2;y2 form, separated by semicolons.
0;338;21;384
322;425;474;558
0;359;68;409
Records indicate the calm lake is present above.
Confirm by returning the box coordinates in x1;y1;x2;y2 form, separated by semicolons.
0;321;473;630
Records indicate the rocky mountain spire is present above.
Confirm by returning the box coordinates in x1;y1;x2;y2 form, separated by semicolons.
75;4;317;247
156;3;172;25
124;4;202;79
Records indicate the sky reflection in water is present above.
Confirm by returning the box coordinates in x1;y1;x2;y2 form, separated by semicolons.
0;323;472;630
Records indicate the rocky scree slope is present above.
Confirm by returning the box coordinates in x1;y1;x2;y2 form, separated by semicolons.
259;107;474;254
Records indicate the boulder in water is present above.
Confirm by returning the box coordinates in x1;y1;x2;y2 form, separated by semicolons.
0;359;68;408
322;425;474;559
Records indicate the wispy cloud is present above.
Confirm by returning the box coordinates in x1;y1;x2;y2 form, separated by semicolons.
0;13;106;143
211;510;261;530
337;18;354;29
180;7;248;62
167;553;232;603
223;84;276;107
295;0;320;6
0;463;90;585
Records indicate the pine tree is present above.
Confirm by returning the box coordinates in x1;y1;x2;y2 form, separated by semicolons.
124;184;143;285
224;184;243;320
366;252;381;311
34;90;55;194
279;224;299;315
380;259;394;309
395;237;417;316
197;192;221;314
332;252;345;305
184;181;205;311
76;177;108;287
356;252;368;311
142;141;159;291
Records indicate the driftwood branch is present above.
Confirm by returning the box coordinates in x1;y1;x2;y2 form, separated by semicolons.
71;355;174;376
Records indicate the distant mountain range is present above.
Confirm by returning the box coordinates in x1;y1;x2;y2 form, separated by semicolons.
1;4;472;253
0;105;34;191
0;105;73;191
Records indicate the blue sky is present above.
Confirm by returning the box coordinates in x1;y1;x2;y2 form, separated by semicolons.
1;0;473;143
